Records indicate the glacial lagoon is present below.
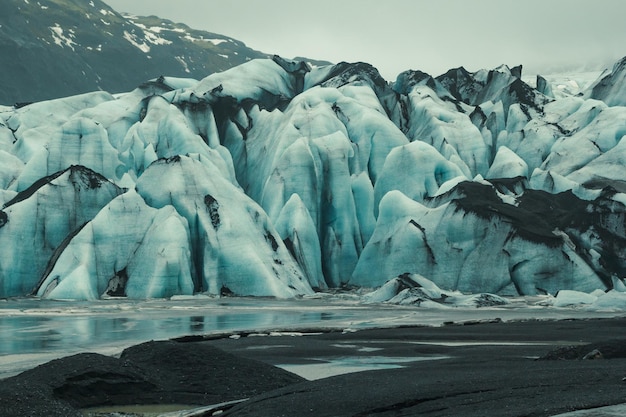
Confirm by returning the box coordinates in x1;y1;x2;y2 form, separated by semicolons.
2;294;625;379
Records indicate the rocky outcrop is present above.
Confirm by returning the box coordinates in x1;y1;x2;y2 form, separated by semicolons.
0;340;304;417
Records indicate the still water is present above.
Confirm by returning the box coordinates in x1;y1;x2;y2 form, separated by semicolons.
1;295;623;378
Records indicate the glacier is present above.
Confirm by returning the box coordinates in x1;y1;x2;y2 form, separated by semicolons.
1;55;626;300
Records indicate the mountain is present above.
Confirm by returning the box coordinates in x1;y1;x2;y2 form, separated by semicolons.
0;0;329;104
0;52;625;300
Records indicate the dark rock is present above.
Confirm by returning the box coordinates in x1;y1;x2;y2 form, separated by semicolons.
272;55;310;94
539;339;626;360
504;77;548;113
204;194;220;229
0;379;82;417
0;340;304;417
488;176;528;195
316;62;398;116
105;268;128;297
264;230;279;252
435;66;484;104
0;352;151;415
271;55;310;76
426;180;626;289
319;61;388;91
220;285;235;297
392;69;434;95
450;181;565;247
582;349;604;360
119;340;304;404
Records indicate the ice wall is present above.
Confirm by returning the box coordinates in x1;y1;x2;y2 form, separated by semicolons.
1;55;625;299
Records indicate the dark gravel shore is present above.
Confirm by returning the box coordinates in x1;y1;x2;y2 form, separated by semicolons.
2;317;626;416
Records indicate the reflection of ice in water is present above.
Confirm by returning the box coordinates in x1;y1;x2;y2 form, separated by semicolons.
0;299;342;355
0;296;624;378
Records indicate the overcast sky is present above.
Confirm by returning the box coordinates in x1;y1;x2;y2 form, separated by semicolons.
103;0;626;80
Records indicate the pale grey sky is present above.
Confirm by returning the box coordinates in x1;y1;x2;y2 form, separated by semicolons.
103;0;626;80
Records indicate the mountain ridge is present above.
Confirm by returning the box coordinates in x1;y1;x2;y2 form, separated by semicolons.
0;0;329;104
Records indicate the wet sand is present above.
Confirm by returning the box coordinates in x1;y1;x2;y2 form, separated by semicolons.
2;316;626;416
209;317;626;417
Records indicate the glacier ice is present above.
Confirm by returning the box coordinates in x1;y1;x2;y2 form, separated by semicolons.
588;56;626;107
35;189;194;300
486;146;529;179
0;151;22;189
351;183;610;296
135;154;313;298
362;273;510;308
374;140;467;208
1;55;626;299
275;193;325;290
16;117;125;191
0;166;123;298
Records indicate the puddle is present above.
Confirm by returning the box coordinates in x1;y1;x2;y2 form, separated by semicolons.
550;403;626;416
81;398;247;416
331;344;383;352
365;340;557;347
278;355;449;380
244;344;293;350
81;403;199;416
357;347;383;352
332;344;359;348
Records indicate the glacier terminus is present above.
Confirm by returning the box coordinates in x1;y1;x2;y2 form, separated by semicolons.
1;55;626;301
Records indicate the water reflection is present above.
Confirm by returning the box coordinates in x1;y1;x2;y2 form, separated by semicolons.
320;312;334;321
0;298;359;360
1;296;624;379
190;316;204;332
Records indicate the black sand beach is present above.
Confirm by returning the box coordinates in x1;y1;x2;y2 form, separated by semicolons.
2;317;626;416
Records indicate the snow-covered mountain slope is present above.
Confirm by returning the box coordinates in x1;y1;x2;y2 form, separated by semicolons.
1;55;625;300
0;0;329;104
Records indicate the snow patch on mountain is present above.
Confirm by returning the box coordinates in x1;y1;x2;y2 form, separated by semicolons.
49;24;77;51
123;30;150;53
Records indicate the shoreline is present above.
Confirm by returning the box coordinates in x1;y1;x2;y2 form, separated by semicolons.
2;295;625;381
2;316;626;416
